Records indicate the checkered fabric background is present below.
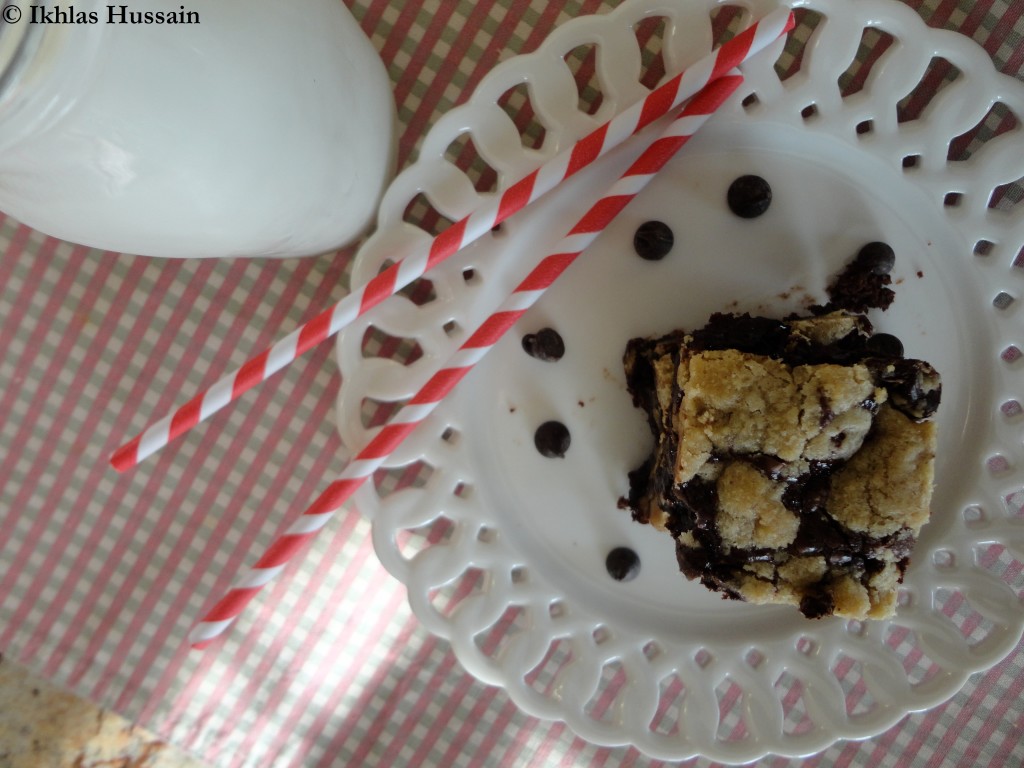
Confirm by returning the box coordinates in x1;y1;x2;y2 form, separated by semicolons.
1;1;1023;766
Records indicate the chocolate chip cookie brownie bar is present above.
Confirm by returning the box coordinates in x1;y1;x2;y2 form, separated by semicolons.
621;249;941;620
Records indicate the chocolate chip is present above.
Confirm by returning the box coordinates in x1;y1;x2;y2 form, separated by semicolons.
857;241;896;275
522;327;565;361
876;359;942;421
799;591;835;619
605;547;640;581
727;175;772;218
534;421;570;458
633;220;674;260
865;332;903;358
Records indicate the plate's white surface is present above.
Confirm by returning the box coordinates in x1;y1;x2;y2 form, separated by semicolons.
336;0;1024;761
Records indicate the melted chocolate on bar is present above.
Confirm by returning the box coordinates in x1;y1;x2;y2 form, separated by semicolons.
658;456;915;618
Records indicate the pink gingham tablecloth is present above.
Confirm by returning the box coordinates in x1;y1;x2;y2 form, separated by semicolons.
1;1;1023;765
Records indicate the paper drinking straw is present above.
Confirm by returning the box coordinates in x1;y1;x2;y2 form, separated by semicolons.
189;71;745;648
110;8;794;472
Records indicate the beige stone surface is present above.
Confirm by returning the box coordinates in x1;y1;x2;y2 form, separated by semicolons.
0;654;207;768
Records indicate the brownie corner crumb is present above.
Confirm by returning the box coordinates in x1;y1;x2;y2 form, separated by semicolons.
816;241;898;315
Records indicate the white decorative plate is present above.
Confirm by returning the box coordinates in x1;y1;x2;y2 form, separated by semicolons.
336;0;1024;761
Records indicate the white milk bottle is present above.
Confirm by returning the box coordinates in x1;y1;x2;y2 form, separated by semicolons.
0;0;396;257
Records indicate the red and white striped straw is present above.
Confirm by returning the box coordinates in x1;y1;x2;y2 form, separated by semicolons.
111;7;794;473
189;71;746;648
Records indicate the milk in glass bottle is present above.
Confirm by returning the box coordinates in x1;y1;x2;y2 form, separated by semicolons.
0;0;396;257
